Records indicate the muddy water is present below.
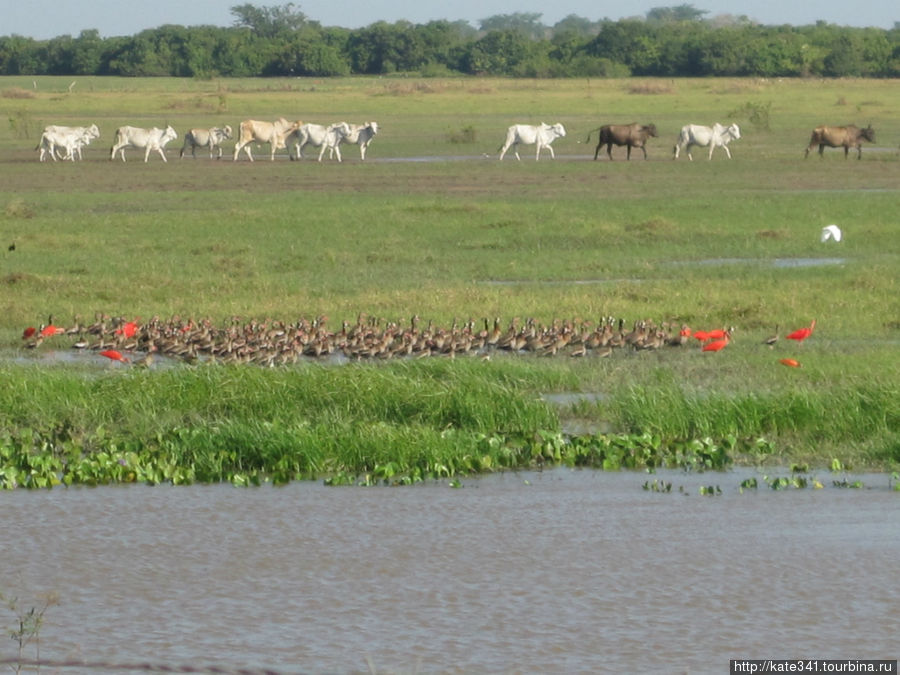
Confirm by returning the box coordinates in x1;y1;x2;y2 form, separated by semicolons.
2;468;898;674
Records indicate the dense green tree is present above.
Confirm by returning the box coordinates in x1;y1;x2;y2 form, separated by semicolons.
230;2;308;37
646;4;707;23
479;13;546;40
0;5;898;79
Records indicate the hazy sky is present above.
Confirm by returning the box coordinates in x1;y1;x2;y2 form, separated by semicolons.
2;0;896;39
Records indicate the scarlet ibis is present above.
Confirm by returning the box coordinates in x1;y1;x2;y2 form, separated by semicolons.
99;349;129;363
692;330;710;342
705;328;728;341
786;319;816;344
702;334;730;352
22;326;36;339
779;358;801;368
116;321;139;338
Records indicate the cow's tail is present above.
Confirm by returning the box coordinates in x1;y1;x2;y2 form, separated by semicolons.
584;127;602;144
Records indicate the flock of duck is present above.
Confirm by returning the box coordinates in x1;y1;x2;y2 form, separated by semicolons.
19;313;706;365
21;313;813;367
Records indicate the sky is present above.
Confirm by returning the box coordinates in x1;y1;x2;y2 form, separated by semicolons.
2;0;896;39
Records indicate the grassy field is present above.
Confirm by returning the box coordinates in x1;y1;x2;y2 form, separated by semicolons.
1;76;898;483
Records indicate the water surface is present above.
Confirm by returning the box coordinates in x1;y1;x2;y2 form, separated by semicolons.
2;468;897;674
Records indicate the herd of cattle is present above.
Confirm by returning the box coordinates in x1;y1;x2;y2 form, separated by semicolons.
34;117;877;163
36;118;379;163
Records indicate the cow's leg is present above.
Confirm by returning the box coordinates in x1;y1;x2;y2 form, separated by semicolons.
499;142;511;160
641;145;648;160
360;142;367;161
317;145;326;162
333;145;342;163
157;146;168;162
144;145;152;163
609;144;616;160
593;142;602;160
722;145;732;159
856;145;862;160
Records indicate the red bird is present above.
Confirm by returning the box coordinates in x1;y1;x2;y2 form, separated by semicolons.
99;349;129;363
702;334;730;352
40;324;65;337
779;358;801;368
786;319;816;344
116;321;139;338
692;330;709;342
22;326;36;339
705;328;728;340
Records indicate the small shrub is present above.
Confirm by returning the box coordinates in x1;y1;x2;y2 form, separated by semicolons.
728;100;772;131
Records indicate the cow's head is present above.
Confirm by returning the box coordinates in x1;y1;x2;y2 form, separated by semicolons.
329;122;352;138
644;124;658;137
861;125;875;143
727;123;741;139
88;124;101;139
552;123;566;138
366;122;379;135
221;125;233;140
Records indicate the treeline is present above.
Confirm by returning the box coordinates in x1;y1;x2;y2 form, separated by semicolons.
1;3;898;78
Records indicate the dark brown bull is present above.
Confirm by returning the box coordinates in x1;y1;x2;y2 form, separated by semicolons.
585;123;658;160
804;124;875;159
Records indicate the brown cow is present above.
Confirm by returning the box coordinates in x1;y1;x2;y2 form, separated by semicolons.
804;124;875;159
585;123;658;160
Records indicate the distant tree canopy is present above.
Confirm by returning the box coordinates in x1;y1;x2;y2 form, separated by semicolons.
0;3;898;77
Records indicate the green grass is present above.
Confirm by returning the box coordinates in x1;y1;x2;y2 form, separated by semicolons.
1;76;898;484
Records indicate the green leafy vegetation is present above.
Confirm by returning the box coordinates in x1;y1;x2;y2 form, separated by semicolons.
0;6;898;78
0;76;897;487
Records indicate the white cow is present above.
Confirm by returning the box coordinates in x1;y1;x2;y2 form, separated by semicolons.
673;123;741;160
110;125;178;162
37;124;100;161
330;121;378;160
233;118;301;162
288;122;352;162
499;122;566;161
179;125;233;159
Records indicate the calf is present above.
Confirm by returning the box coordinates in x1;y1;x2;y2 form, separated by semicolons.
180;125;233;159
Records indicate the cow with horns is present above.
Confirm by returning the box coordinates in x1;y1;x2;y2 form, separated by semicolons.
804;124;875;159
585;123;658;160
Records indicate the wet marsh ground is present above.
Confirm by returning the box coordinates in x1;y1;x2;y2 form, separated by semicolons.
1;75;898;471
